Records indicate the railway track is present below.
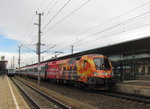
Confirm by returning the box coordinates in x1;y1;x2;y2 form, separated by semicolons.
101;91;150;104
11;77;72;109
14;77;150;109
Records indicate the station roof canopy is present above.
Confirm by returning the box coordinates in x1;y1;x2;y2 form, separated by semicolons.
85;36;150;56
44;36;150;62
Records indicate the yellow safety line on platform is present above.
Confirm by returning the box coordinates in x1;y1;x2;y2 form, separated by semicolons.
7;77;20;109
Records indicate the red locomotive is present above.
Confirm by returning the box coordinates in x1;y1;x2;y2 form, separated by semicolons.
16;54;113;90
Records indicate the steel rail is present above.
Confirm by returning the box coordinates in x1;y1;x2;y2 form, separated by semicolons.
13;77;72;109
10;77;41;109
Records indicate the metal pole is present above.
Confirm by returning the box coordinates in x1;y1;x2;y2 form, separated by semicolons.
13;56;15;68
18;46;21;76
71;45;73;54
36;12;42;85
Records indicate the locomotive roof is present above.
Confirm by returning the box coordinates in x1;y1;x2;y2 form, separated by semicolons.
24;54;103;67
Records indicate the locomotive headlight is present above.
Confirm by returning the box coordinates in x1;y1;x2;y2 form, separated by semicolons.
93;72;98;76
104;72;106;76
106;71;111;75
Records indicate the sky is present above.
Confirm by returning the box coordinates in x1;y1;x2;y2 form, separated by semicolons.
0;0;150;68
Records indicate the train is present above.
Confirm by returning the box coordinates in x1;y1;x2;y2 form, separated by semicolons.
7;68;15;76
16;54;113;90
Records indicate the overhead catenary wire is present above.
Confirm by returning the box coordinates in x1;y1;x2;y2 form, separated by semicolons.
30;22;150;64
87;31;150;51
23;1;150;46
75;23;150;52
36;0;46;11
55;10;150;54
41;0;91;50
41;0;91;54
22;30;37;45
57;1;150;51
90;10;150;37
43;0;91;34
53;16;150;57
21;55;37;66
42;50;65;60
77;18;150;46
18;47;37;67
41;45;56;53
21;0;47;45
43;0;55;12
20;43;56;65
29;35;38;45
76;1;150;36
21;15;36;45
21;0;150;64
43;0;59;19
42;0;148;51
42;0;72;30
21;45;36;53
19;0;55;66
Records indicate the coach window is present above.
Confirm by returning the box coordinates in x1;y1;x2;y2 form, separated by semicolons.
34;68;38;72
41;67;43;72
43;67;45;72
29;69;32;72
36;68;38;72
45;64;48;69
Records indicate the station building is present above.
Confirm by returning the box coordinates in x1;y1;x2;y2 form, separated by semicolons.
0;56;8;74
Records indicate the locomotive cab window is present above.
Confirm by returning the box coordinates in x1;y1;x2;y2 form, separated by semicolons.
93;58;110;70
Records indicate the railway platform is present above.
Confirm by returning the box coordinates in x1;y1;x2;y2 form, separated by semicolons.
0;75;30;109
112;80;150;97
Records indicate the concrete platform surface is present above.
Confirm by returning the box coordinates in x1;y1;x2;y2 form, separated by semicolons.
112;80;150;97
0;75;30;109
123;80;150;86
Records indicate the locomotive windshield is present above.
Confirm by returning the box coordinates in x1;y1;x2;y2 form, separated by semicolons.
93;58;111;70
8;69;15;72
